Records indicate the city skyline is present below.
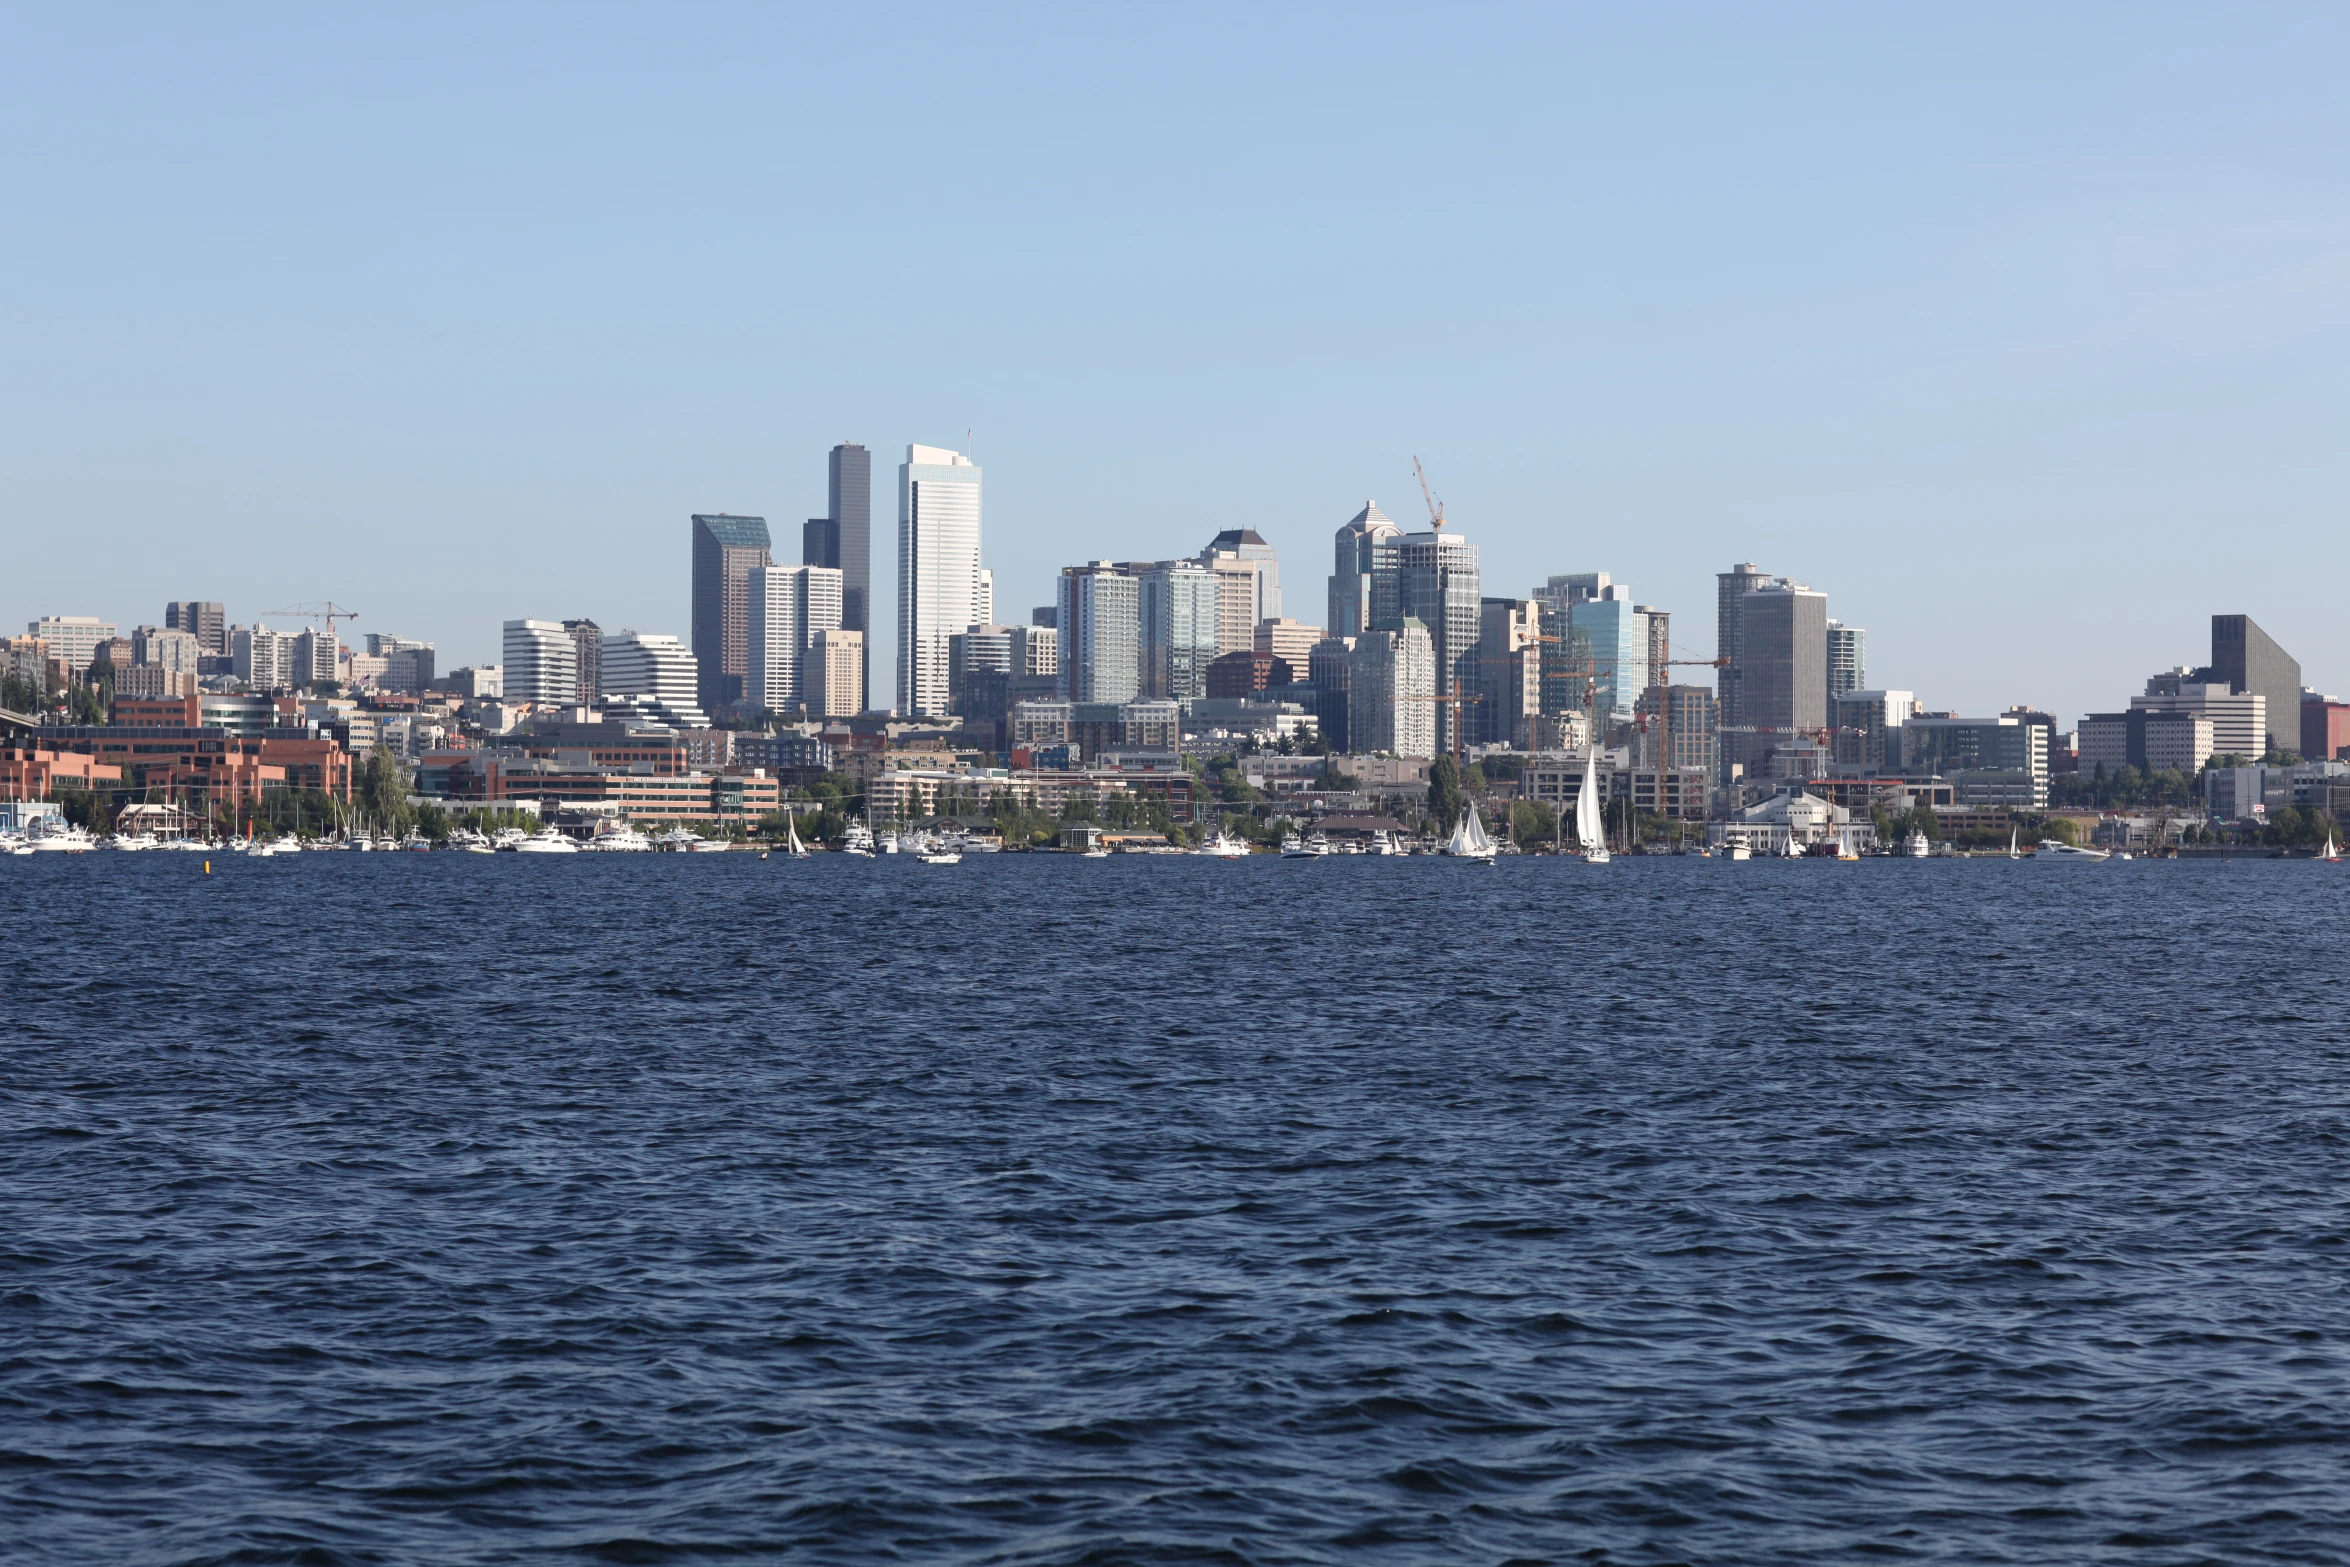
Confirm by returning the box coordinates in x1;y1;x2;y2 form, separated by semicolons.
7;11;2347;723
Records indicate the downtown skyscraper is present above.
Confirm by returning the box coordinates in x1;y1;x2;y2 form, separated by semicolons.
691;513;772;715
802;443;871;712
1399;525;1480;756
897;445;983;719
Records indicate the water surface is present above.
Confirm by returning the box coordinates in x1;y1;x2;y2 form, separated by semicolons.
5;853;2348;1564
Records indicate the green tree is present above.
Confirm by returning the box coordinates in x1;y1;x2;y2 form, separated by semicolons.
1426;755;1464;833
355;750;413;835
1511;799;1557;847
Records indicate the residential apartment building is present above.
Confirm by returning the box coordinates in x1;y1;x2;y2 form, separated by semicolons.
1130;559;1219;701
1349;617;1436;759
1056;562;1140;705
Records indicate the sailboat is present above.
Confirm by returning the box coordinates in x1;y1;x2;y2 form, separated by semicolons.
1446;800;1498;862
786;813;810;858
2008;824;2020;859
2324;829;2341;864
1577;745;1609;863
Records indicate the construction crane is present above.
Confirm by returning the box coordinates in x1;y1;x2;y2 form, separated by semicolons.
264;601;361;640
1412;456;1445;530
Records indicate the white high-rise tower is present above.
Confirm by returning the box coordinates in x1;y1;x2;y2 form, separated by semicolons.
897;444;983;718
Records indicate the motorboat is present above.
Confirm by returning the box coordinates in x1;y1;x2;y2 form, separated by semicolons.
584;822;654;852
1278;832;1308;858
2035;840;2110;861
1370;830;1403;856
841;820;875;858
1198;829;1251;858
1899;829;1931;858
687;835;732;852
515;828;579;854
1724;840;1750;861
653;827;700;852
109;834;158;852
31;825;99;853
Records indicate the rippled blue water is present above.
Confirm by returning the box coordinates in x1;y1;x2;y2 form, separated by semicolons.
6;851;2350;1565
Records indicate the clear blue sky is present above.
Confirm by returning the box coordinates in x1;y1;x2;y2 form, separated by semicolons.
5;4;2346;722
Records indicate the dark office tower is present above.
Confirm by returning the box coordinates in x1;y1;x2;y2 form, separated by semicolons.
690;514;772;714
803;516;839;570
825;444;872;709
1730;583;1828;778
1032;607;1057;629
563;618;602;706
2210;614;2302;755
1714;563;1773;738
167;600;226;655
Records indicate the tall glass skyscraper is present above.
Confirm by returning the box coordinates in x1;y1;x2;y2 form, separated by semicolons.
896;445;983;718
804;445;871;712
690;514;771;715
1567;591;1650;726
1327;501;1401;637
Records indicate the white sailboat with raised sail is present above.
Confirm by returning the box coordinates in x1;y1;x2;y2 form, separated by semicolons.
786;812;810;858
1577;744;1610;864
1446;800;1497;862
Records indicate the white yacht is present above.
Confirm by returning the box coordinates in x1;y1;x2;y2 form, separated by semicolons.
515;828;579;854
1198;829;1251;858
2036;840;2110;861
686;834;731;852
31;825;99;853
1723;839;1751;861
585;822;654;852
1899;829;1932;858
841;820;875;858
